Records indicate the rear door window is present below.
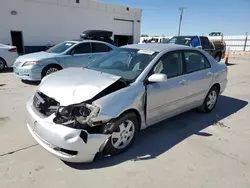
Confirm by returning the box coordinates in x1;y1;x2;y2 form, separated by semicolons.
183;51;211;73
92;43;112;53
72;43;91;54
200;37;212;49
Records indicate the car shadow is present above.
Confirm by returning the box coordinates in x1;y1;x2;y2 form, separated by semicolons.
226;62;236;66
65;95;248;170
21;79;40;86
1;67;13;73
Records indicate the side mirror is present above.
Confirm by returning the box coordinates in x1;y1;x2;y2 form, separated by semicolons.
148;73;168;83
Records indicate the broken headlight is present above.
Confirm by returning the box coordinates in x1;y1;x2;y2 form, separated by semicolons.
58;106;71;119
74;104;100;125
54;103;100;127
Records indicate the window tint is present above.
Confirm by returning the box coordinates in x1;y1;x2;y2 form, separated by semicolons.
153;52;182;78
72;43;91;54
184;51;211;73
200;37;212;49
46;42;75;54
92;43;111;53
87;48;158;81
167;37;191;46
98;51;131;68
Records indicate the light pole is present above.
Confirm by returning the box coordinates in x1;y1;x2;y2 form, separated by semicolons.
178;7;185;36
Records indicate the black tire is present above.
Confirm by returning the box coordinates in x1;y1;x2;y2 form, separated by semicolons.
41;64;62;78
0;57;6;72
215;53;221;62
103;112;139;156
198;86;219;113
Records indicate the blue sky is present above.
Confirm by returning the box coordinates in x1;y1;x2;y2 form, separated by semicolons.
100;0;250;36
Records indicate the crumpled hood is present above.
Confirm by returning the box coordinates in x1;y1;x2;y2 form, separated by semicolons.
38;68;121;106
18;51;59;62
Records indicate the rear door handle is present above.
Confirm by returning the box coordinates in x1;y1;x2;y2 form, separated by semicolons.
88;56;93;59
179;79;187;85
206;72;213;76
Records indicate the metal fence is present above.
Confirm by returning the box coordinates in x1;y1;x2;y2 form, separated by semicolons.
208;34;249;51
140;34;249;51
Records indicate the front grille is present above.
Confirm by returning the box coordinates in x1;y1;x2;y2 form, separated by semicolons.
33;92;60;116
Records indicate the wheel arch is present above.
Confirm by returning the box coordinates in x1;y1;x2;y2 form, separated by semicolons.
43;63;63;70
211;83;221;93
215;51;222;58
118;108;142;131
41;63;63;77
0;57;7;66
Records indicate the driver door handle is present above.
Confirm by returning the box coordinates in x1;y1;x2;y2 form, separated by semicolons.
88;55;93;59
179;79;187;85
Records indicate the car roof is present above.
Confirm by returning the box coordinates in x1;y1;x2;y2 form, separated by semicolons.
65;40;110;44
121;43;193;52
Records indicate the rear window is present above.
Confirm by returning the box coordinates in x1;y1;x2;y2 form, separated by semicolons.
167;37;192;46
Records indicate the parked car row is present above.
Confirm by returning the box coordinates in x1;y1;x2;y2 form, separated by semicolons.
1;31;228;163
13;40;116;81
165;35;226;62
0;43;19;71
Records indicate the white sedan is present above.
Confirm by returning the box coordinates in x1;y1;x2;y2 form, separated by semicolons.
26;44;228;163
0;43;19;71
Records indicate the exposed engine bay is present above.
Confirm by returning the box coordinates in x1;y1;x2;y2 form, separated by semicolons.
34;78;130;134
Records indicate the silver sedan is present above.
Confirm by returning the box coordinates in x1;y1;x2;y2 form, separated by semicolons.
26;44;228;163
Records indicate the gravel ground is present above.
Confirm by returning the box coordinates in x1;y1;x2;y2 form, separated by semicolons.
0;58;250;188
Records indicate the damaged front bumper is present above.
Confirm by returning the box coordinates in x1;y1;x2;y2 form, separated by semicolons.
26;98;110;163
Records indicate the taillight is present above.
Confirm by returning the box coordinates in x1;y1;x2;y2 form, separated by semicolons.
8;48;17;52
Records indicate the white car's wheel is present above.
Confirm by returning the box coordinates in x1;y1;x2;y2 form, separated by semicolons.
104;112;139;155
0;58;6;71
198;86;219;113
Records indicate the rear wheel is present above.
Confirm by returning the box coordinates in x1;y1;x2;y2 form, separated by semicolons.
41;65;62;78
0;58;6;71
198;87;219;113
215;54;221;62
103;112;139;156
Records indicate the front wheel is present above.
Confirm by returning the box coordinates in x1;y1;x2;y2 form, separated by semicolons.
103;112;139;156
41;65;62;78
198;87;219;113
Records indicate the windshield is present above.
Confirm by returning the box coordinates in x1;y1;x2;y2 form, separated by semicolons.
166;36;192;46
46;42;75;53
87;48;158;81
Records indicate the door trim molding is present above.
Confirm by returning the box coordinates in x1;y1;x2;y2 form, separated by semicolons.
114;18;134;22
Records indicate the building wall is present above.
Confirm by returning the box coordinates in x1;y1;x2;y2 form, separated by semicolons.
0;0;142;51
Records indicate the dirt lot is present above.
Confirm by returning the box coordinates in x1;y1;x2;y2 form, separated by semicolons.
0;58;250;188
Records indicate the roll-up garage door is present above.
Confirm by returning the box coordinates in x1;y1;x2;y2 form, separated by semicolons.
114;18;133;36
